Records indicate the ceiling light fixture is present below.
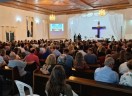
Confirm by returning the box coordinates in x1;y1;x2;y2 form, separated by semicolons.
98;9;106;16
49;14;56;21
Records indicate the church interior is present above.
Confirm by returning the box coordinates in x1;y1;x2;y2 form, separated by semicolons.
0;0;132;96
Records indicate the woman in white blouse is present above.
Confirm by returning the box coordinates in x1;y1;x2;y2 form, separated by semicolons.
119;59;132;87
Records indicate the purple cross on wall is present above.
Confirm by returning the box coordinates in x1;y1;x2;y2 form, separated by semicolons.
92;21;106;38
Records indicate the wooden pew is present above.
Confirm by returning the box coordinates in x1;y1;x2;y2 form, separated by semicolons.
33;69;132;96
68;76;132;96
71;63;101;79
72;68;94;79
88;64;101;70
2;66;21;80
2;66;21;95
33;69;48;96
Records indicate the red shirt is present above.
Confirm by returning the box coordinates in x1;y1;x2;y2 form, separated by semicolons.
25;53;39;65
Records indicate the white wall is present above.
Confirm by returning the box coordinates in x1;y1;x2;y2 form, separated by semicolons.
0;5;49;41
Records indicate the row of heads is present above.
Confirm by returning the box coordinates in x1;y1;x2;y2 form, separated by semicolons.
104;56;132;70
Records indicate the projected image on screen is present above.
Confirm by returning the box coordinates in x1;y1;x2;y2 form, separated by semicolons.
50;24;64;33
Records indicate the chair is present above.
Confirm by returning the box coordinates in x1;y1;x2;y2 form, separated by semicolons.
15;80;39;96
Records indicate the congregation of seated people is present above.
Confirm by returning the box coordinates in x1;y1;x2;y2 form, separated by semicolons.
0;39;132;95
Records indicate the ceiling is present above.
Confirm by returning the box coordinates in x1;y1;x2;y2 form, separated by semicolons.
0;0;132;15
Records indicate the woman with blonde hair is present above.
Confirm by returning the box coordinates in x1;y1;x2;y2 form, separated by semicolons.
45;65;73;96
40;54;56;74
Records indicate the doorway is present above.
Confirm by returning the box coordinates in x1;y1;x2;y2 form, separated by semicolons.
6;32;14;42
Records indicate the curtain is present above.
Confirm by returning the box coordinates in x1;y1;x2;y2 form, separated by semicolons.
6;32;9;42
108;14;124;40
68;16;80;40
68;13;124;41
31;17;34;37
10;27;15;41
27;17;33;37
5;26;9;42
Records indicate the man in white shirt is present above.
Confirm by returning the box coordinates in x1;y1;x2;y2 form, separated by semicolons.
119;62;129;74
119;59;132;87
119;53;132;74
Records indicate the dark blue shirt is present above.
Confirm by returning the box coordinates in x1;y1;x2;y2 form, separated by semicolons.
84;53;97;64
